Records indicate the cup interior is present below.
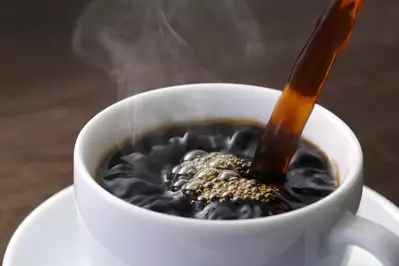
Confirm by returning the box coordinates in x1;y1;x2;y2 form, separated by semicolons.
75;83;362;217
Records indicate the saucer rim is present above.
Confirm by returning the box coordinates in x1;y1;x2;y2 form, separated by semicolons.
4;185;399;265
3;187;73;266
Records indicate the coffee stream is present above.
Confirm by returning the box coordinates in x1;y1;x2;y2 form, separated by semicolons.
250;0;363;182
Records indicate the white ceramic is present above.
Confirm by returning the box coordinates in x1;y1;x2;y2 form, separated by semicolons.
73;83;399;266
4;186;399;266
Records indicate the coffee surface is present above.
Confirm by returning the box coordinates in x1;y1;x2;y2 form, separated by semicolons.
98;121;337;220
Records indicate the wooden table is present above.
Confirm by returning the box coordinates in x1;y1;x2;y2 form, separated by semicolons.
1;0;398;259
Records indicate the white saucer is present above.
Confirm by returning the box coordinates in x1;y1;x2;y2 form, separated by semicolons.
4;186;399;266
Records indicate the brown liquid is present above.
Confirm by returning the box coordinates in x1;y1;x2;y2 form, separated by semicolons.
250;0;363;182
98;121;337;219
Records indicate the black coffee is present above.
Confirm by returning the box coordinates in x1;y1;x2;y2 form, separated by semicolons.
98;120;337;220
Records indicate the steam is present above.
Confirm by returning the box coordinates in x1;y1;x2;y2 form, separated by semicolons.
73;0;265;99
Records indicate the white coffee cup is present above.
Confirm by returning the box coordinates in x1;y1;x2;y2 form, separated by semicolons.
74;83;399;266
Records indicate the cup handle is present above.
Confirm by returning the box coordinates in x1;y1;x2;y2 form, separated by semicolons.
328;212;399;266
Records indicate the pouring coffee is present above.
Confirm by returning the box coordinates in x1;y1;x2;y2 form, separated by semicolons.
73;1;399;265
97;0;362;220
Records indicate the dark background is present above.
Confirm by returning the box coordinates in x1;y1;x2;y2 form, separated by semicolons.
1;0;398;260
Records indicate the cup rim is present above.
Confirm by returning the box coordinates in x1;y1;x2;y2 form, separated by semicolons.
74;83;363;228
